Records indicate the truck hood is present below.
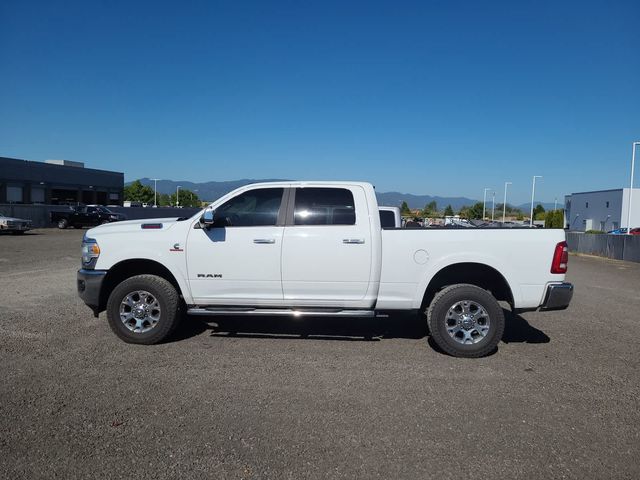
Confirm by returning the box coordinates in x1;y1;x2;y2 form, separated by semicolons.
86;217;191;236
0;216;31;223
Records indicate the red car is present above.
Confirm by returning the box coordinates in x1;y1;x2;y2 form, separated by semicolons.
630;228;640;235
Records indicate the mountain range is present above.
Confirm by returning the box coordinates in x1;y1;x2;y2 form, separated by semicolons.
130;178;556;212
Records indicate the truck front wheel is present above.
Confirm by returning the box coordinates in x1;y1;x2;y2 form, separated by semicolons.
427;284;505;358
57;219;68;229
106;274;181;344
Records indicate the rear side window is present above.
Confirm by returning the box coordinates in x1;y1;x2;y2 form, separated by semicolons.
294;188;356;225
217;188;284;226
379;210;396;228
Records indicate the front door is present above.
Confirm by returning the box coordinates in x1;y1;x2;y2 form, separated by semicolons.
186;187;286;304
281;186;372;303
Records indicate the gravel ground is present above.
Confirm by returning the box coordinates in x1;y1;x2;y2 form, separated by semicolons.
1;229;639;479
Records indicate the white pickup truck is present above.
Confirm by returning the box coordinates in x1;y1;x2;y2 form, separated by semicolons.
77;181;573;357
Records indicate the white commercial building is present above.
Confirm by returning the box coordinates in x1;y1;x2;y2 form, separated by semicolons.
564;188;640;232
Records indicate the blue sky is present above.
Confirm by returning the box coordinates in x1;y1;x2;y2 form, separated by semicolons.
1;0;638;204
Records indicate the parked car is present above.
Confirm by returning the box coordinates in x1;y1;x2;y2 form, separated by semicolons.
607;228;628;235
51;206;127;229
76;181;573;358
630;228;640;235
0;213;32;234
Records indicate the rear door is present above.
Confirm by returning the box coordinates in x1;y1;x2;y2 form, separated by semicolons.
281;186;372;302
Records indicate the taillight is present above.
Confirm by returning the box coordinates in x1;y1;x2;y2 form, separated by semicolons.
551;241;568;274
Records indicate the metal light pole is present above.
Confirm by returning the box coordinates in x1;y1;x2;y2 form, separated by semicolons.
483;188;492;220
491;191;496;221
530;176;543;227
502;182;512;223
151;178;159;207
176;185;182;207
554;197;558;211
626;142;639;233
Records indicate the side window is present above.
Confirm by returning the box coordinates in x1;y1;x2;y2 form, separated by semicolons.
216;188;284;226
294;188;356;226
379;210;396;228
87;207;97;214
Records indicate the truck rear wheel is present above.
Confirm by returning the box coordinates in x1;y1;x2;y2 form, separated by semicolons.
106;274;181;344
57;219;68;229
427;284;504;358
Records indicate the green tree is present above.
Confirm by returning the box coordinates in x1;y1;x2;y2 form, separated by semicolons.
533;204;545;216
157;193;171;207
169;189;201;208
444;204;454;216
123;180;154;203
400;201;411;215
423;200;438;216
458;202;484;219
553;209;564;228
544;209;565;228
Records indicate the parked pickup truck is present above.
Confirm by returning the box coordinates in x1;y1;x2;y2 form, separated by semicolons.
51;205;126;229
0;213;32;234
77;181;573;357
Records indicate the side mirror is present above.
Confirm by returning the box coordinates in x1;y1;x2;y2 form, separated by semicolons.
201;208;215;228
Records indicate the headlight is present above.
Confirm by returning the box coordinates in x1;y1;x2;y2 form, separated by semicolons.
81;237;101;268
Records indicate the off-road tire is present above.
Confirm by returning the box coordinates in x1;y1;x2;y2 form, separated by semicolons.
427;284;504;358
106;274;181;344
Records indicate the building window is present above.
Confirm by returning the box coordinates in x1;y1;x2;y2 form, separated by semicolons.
31;187;45;203
585;202;589;208
606;201;609;208
7;186;23;203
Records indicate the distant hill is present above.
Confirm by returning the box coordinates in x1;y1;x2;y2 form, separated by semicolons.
375;191;479;211
129;178;556;212
516;202;558;212
134;178;288;203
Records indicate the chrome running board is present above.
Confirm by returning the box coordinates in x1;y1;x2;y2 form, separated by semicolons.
187;307;376;318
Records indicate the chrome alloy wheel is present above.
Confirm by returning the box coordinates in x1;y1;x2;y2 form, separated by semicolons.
445;300;491;345
119;290;161;333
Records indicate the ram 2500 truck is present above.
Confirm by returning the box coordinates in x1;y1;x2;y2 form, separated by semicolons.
77;181;573;357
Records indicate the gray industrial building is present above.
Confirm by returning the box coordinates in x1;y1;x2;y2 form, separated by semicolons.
0;156;124;205
564;188;640;231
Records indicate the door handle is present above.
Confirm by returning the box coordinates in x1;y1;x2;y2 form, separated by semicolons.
253;238;276;244
342;238;365;244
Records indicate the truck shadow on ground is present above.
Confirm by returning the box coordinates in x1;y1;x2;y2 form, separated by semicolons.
173;309;550;348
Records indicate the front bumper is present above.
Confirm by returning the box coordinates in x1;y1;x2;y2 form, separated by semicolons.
540;282;574;311
77;269;107;316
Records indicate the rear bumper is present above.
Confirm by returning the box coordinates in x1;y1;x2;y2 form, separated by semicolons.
540;282;574;311
77;269;107;316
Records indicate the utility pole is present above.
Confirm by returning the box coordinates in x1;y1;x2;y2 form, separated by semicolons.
483;188;492;220
626;142;639;232
502;182;512;223
530;176;542;227
176;185;182;207
491;191;496;221
151;178;160;207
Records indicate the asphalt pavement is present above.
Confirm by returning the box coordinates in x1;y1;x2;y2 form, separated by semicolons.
1;229;639;479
